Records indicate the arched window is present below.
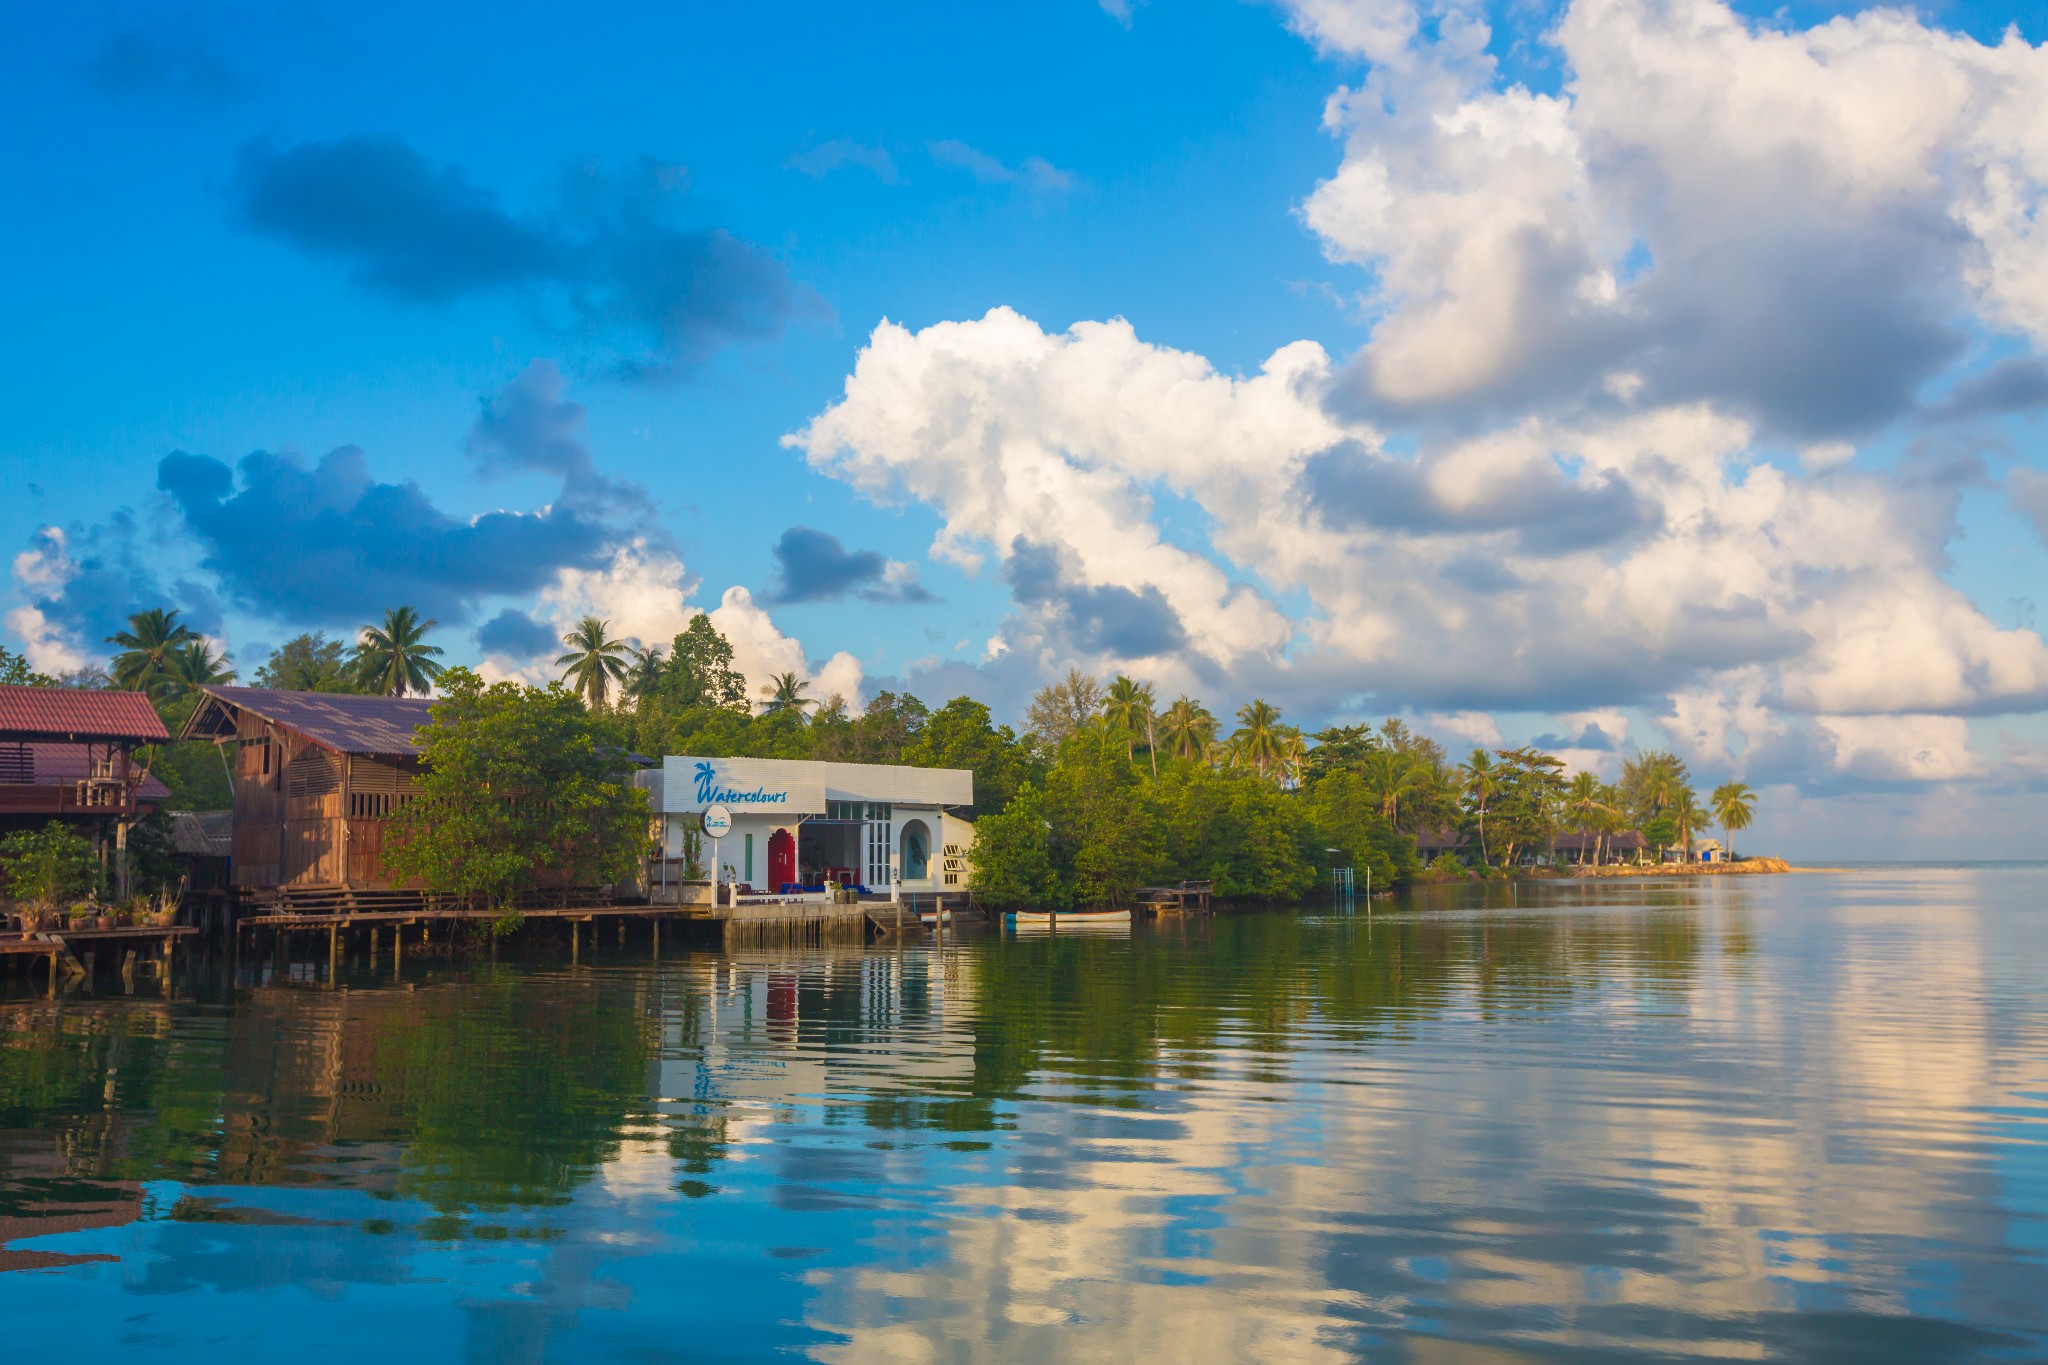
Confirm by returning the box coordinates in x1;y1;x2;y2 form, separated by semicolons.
899;819;931;881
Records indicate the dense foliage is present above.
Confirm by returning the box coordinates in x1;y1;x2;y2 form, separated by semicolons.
384;669;649;909
0;821;99;904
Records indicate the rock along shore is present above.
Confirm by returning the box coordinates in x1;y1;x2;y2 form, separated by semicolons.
1570;857;1792;878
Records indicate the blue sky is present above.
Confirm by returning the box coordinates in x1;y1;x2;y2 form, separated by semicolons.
5;0;2048;855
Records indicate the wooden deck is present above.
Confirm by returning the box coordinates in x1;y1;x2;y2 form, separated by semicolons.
1133;881;1214;914
0;926;198;956
236;897;872;958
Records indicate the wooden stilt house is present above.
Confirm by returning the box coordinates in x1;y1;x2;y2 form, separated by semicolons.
0;685;172;900
180;686;435;909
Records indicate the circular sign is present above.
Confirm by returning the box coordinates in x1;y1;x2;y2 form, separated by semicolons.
701;804;733;838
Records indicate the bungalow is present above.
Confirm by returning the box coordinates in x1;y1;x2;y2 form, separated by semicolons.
1412;828;1466;862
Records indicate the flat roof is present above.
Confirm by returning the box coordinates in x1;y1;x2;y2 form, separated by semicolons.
653;755;972;815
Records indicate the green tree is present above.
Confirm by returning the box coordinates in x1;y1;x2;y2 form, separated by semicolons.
1304;769;1416;891
1230;699;1287;782
1711;781;1757;858
1158;696;1219;764
623;643;668;702
0;645;56;687
354;606;446;696
663;616;749;711
1041;728;1163;905
254;633;357;691
1485;746;1569;866
1620;750;1691;826
1670;785;1709;858
157;638;236;701
1102;674;1158;775
0;821;99;904
966;783;1065;908
384;669;650;909
900;696;1038;816
1459;748;1501;866
1157;765;1316;900
759;670;814;722
1024;669;1103;749
1305;723;1379;783
1362;748;1421;827
106;607;198;695
556;616;631;708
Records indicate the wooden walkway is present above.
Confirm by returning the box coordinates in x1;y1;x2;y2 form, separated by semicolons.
236;898;872;962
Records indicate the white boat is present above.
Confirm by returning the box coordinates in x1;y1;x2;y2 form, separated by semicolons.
916;907;954;926
1005;907;1132;929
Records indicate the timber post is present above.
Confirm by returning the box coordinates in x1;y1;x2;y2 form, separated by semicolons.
328;923;339;987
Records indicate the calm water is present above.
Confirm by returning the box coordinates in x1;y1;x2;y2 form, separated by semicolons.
2;870;2045;1362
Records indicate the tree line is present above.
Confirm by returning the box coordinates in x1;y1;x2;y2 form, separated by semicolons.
5;604;1761;910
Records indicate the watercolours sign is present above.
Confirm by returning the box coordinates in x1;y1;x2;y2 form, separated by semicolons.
660;756;827;815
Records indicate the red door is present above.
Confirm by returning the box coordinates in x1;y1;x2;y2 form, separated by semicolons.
768;828;796;890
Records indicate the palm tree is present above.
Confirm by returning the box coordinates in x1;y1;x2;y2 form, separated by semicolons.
1158;697;1217;762
1281;729;1309;788
556;616;631;707
1460;748;1501;866
1670;786;1708;860
1231;699;1286;782
760;671;814;721
624;644;667;702
157;639;236;701
353;606;446;697
1363;748;1420;827
1102;675;1157;775
1711;781;1757;860
106;608;198;694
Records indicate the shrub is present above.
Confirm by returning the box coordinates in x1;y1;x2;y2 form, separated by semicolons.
1;822;99;905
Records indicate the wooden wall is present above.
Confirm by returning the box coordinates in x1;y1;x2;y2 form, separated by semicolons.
230;711;420;891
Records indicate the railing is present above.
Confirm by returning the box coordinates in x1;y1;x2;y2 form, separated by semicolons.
0;784;138;815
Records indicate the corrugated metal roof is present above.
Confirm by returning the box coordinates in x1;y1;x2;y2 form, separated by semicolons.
0;685;168;742
193;686;434;757
167;809;233;858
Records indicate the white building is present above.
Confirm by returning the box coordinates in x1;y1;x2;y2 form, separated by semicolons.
638;755;974;898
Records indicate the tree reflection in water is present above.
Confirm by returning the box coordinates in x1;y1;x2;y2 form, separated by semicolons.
0;872;2039;1365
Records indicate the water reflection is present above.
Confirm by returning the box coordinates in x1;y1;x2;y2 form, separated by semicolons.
0;870;2043;1361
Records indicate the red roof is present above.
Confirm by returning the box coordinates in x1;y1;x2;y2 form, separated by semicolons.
0;685;168;742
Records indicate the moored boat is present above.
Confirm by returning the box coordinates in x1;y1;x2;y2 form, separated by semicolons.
1004;907;1132;928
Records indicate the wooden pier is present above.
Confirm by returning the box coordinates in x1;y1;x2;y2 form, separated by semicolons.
0;925;198;992
233;897;877;969
1133;881;1214;915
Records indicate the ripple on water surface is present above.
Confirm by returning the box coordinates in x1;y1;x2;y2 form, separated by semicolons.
1;868;2045;1361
